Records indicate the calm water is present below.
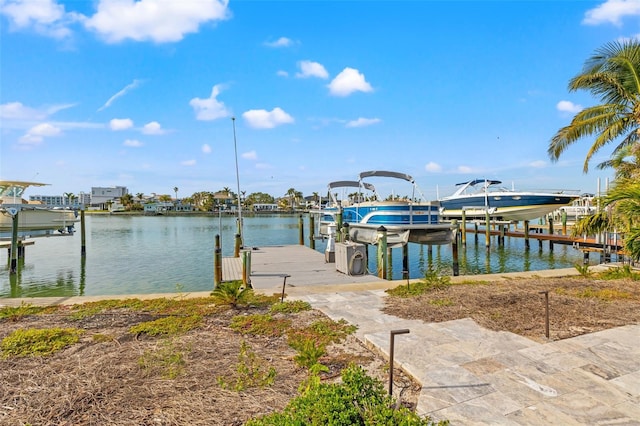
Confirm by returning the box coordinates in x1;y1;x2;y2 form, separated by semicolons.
1;214;591;298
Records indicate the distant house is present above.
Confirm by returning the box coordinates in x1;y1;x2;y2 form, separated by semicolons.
253;203;279;212
144;202;193;214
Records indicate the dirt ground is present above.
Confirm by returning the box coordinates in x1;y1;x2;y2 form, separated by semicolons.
384;276;640;342
1;275;639;425
0;303;419;426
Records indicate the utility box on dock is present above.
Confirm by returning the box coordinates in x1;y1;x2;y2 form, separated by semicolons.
335;242;367;276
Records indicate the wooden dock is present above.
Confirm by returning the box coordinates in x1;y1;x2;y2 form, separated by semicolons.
221;245;384;290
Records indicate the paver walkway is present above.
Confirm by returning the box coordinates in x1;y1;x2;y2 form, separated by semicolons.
293;289;640;425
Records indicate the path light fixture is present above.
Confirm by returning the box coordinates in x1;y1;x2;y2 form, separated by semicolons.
281;274;291;303
389;329;410;395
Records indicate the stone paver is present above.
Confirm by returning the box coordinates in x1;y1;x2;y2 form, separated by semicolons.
292;290;640;425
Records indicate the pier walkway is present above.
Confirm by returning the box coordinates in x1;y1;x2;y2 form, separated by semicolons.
2;245;639;424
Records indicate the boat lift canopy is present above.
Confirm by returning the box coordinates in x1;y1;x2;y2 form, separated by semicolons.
358;170;428;201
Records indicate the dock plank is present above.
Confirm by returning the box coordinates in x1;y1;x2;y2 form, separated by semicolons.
224;245;384;290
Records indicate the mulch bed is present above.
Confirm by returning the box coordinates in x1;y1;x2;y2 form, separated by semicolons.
0;305;418;426
383;277;640;342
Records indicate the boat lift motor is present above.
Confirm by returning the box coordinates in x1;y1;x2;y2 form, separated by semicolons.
325;223;336;263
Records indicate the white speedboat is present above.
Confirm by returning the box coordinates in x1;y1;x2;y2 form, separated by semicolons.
439;179;580;222
0;180;78;238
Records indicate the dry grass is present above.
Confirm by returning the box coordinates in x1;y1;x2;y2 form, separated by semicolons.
384;277;640;342
0;302;417;426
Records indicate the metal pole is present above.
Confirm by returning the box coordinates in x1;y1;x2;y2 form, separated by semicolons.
539;290;550;339
280;274;291;303
389;329;410;395
231;117;243;248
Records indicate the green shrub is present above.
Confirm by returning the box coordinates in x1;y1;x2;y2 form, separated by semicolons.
0;303;53;320
1;328;83;357
211;280;253;307
129;315;202;336
246;364;447;425
596;264;640;280
387;269;451;297
138;340;187;379
289;337;326;369
270;300;312;314
230;313;291;337
218;341;277;391
574;263;591;277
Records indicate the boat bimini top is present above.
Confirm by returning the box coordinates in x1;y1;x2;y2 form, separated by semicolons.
358;170;428;201
359;170;415;183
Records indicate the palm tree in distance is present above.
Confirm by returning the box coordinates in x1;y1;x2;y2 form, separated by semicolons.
548;40;640;172
173;187;179;202
63;192;74;206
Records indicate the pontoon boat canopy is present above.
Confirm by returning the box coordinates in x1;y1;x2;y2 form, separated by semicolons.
327;181;376;192
359;171;414;183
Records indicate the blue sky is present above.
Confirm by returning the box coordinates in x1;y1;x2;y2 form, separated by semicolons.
1;0;639;201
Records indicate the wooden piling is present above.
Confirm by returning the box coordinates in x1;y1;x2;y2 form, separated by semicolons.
9;211;18;274
242;249;252;288
548;217;554;251
461;210;467;246
309;214;315;250
80;208;86;257
214;234;222;287
485;211;491;248
377;226;388;279
524;220;530;250
234;233;241;258
298;214;304;245
402;244;409;280
452;220;459;276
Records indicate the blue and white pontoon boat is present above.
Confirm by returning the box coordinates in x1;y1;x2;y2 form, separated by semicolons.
314;171;455;246
439;179;579;222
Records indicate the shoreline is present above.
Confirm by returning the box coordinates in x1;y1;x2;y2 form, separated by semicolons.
1;266;607;308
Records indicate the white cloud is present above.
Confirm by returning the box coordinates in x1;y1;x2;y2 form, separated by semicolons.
583;0;640;26
255;163;273;169
84;0;230;43
181;159;196;166
556;100;583;113
142;121;164;135
0;0;78;39
242;150;257;160
98;80;142;111
242;107;294;129
190;84;230;121
202;144;212;154
425;162;442;173
0;102;45;120
345;117;381;128
276;70;289;78
0;101;75;122
295;60;328;79
19;122;62;144
529;160;547;168
327;67;373;97
123;139;143;147
264;36;293;48
457;165;473;174
110;118;134;130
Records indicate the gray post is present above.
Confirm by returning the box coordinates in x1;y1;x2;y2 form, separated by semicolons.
389;329;410;395
9;211;19;274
